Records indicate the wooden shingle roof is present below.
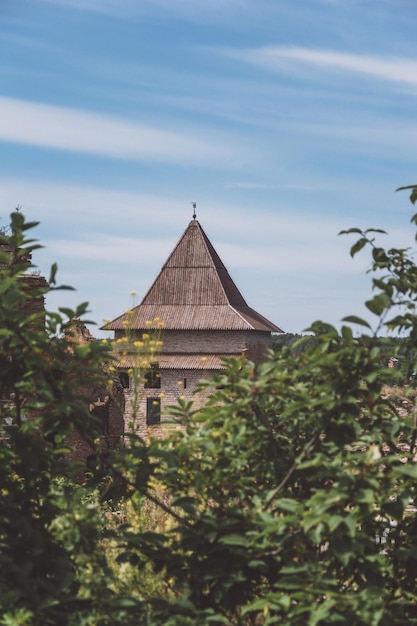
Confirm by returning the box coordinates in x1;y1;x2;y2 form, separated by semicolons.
102;219;282;332
114;354;229;370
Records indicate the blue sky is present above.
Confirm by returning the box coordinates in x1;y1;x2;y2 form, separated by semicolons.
1;0;417;336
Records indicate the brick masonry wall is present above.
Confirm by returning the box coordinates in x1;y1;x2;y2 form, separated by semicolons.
115;329;274;435
64;380;125;465
116;329;273;359
115;329;251;354
158;330;248;353
122;368;215;438
244;331;274;364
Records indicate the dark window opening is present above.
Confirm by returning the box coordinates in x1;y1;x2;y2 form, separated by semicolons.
144;369;161;388
183;378;187;389
119;371;130;389
146;397;161;425
90;396;110;435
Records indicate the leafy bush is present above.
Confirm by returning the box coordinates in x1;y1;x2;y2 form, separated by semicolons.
110;195;417;625
4;193;417;625
0;213;137;625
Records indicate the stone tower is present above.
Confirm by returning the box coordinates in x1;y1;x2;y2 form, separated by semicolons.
102;218;283;434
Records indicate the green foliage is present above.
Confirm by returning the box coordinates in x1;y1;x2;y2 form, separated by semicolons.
106;194;417;624
272;332;318;354
397;185;417;206
5;194;417;625
115;336;409;625
0;213;137;625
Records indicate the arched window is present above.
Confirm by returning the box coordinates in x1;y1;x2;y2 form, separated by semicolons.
144;363;161;389
119;371;130;389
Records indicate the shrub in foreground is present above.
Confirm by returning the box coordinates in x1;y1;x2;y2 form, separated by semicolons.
3;196;417;625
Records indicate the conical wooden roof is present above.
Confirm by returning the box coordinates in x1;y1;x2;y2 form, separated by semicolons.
102;219;282;332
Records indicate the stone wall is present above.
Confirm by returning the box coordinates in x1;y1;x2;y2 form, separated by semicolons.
64;379;125;465
63;324;125;464
158;330;248;354
114;329;272;361
121;367;215;438
244;331;274;364
115;329;274;435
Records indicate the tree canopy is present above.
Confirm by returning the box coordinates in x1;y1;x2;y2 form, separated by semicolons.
2;196;417;625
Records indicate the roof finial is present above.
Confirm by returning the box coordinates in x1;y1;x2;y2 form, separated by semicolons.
191;202;197;220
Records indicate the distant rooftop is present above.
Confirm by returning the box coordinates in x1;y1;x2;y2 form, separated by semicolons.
102;218;283;333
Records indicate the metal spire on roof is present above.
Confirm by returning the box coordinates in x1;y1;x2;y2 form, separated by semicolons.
191;202;197;220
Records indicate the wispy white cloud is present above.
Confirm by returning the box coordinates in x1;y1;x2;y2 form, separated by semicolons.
228;46;417;87
46;235;174;264
0;176;412;335
45;231;354;273
225;181;270;190
0;176;367;274
34;0;130;14
0;97;233;165
0;179;189;227
34;0;247;19
0;175;408;246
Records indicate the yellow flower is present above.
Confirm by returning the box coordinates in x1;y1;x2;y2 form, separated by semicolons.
133;341;144;348
145;320;152;327
142;333;149;339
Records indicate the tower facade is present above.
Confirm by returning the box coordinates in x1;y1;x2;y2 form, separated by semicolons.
102;218;283;435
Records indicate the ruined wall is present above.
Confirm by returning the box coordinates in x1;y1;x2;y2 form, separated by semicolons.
121;368;215;438
244;331;274;365
63;323;125;464
64;379;125;465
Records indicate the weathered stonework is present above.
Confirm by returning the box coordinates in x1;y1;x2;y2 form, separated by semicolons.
64;378;125;464
103;218;283;434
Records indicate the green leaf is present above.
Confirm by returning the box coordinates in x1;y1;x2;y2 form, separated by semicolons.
341;315;371;328
275;498;301;513
48;262;58;285
350;237;367;258
397;184;417;204
364;228;387;235
218;534;249;547
171;496;199;513
309;598;337;626
393;463;417;479
338;227;364;235
365;292;391;315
